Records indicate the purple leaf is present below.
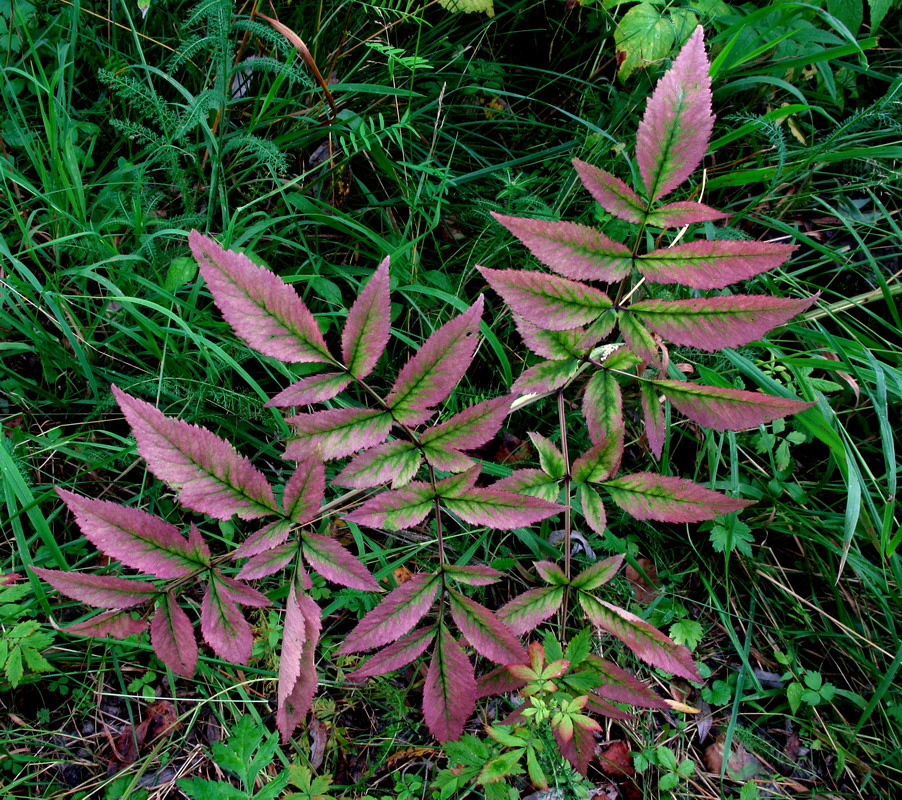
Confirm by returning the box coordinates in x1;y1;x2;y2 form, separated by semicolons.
384;298;483;424
571;436;623;485
635;26;713;201
572;159;647;224
301;532;380;591
618;312;659;364
215;572;271;607
644;201;730;229
579;485;607;536
478;267;613;330
476;665;527;699
603;473;753;522
652;379;814;431
333;440;422;489
151;593;197;678
571;555;624;591
629;294;815;349
33;568;157;609
421;396;512;452
234;519;294;559
442;564;503;586
189;231;333;364
586;654;669;709
640;381;665;459
421;447;476;473
265;373;352;407
636;240;797;290
534;560;568;586
514;316;589;359
284;408;393;461
61;610;148;639
237;542;299;580
442;487;564;529
277;587;321;741
113;386;277;520
342;257;391;378
200;579;253;664
492;213;632;282
584;695;632;720
343;481;435;530
582;371;624;447
283;455;326;523
56;489;204;579
337;573;440;654
579;593;700;682
497;586;565;635
511;359;580;396
492;469;561;503
449;590;527;665
347;626;436;682
423;629;477;742
554;720;596;775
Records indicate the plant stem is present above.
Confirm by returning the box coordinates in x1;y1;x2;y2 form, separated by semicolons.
558;391;572;630
428;464;446;567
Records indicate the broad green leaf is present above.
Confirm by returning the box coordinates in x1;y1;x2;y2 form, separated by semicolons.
616;3;697;81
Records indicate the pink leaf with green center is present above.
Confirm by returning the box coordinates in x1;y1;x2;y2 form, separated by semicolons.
584;695;632;721
200;579;253;663
582;371;624;447
571;555;624;591
283;455;325;523
442;565;503;586
572;159;647;224
511;359;580;396
579;485;607;536
492;470;560;503
554;720;596;775
337;573;441;654
189;231;333;364
449;590;527;665
586;654;669;709
284;408;393;461
571;436;623;484
348;626;436;682
56;490;204;579
603;473;752;522
534;560;568;586
343;481;435;530
237;542;299;580
579;593;700;681
423;628;477;742
528;433;566;480
265;373;352;407
497;586;565;635
384;298;483;423
640;381;665;459
644;201;730;228
651;379;814;430
421;396;512;452
33;568;157;609
492;213;632;282
151;593;197;678
477;267;613;330
635;26;714;201
301;532;380;591
619;312;659;364
514;316;589;360
61;610;148;639
629;294;815;350
342;257;391;378
113;386;277;520
333;440;422;489
277;587;321;741
442;487;564;529
636;240;797;289
421;446;476;473
476;665;527;699
215;573;270;607
234;519;294;559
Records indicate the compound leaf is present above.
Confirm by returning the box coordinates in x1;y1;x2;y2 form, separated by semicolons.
423;628;477;742
571;436;623;484
640;381;665;459
421;396;512;452
442;487;563;529
644;201;729;228
151;593;197;678
582;371;624;447
514;316;589;360
442;565;503;586
603;473;752;522
492;469;561;503
237;542;299;580
189;231;333;364
586;654;669;709
579;485;607;536
284;408;393;461
571;555;624;591
511;359;580;396
234;519;294;559
528;433;566;480
113;386;277;521
492;213;632;282
342;256;391;378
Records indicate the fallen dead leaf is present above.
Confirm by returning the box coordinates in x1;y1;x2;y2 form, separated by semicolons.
596;740;634;777
703;735;761;780
625;558;659;604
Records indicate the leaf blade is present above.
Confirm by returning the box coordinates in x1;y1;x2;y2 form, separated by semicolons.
449;591;527;665
422;629;477;742
284;408;393;461
342;257;391;377
603;473;752;522
151;593;198;678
